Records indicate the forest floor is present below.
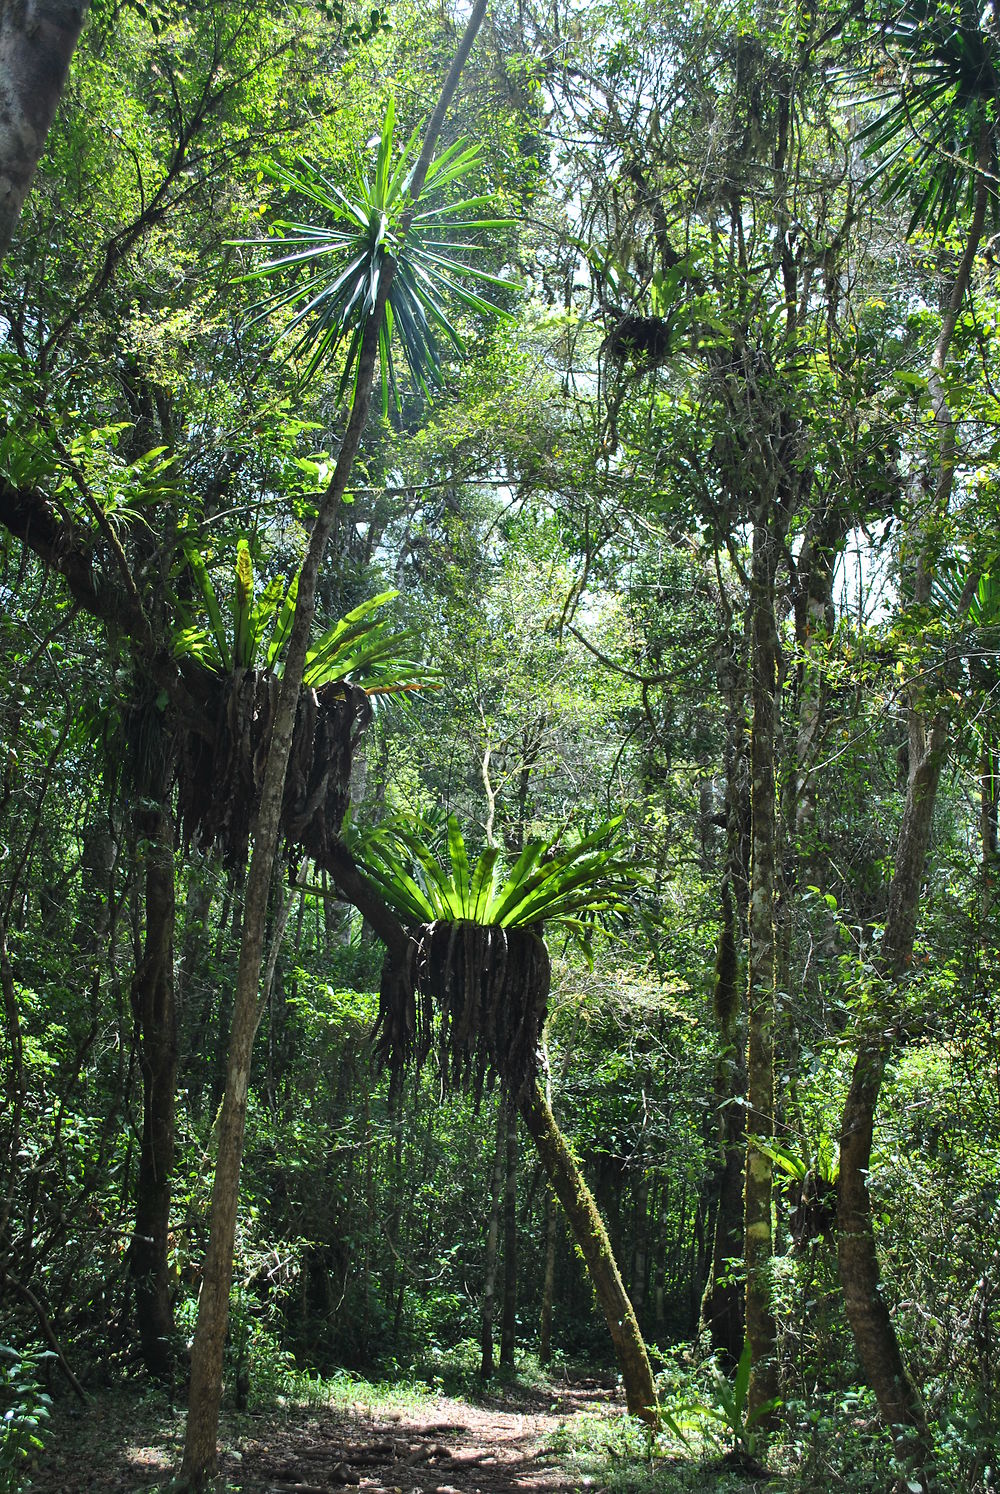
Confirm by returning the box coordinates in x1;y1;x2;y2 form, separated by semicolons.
28;1373;774;1494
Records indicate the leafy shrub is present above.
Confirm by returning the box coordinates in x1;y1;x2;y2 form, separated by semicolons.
0;1348;53;1494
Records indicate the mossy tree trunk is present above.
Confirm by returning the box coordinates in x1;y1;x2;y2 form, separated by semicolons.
519;1081;657;1425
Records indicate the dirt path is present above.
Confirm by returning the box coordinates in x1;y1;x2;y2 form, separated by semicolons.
32;1380;618;1493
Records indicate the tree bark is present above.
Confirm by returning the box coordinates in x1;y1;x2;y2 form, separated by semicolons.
744;511;780;1421
499;1089;518;1367
519;1081;657;1425
538;1186;557;1365
703;634;749;1363
480;1098;505;1380
178;6;490;1483
0;0;87;260
129;802;178;1382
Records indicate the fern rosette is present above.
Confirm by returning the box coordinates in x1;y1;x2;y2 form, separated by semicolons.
345;815;643;1096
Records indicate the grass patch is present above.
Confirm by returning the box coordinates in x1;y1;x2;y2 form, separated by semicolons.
543;1405;787;1494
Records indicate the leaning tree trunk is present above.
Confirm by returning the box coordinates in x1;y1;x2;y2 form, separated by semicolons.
178;6;490;1484
0;0;88;259
837;711;945;1490
129;800;178;1382
836;122;992;1494
519;1082;657;1425
744;508;780;1422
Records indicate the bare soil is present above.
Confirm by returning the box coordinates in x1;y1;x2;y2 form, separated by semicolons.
30;1379;618;1493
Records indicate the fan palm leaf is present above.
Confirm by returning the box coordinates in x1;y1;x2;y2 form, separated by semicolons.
848;0;1000;236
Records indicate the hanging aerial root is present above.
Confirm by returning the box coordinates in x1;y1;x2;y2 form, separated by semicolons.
375;920;550;1101
174;663;372;864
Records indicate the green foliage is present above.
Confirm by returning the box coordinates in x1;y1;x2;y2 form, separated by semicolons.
693;1340;781;1460
236;99;515;409
173;536;434;698
851;0;999;236
346;813;642;955
0;1348;53;1494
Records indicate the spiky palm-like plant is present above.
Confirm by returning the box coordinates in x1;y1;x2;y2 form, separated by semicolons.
236;99;513;411
851;0;1000;236
345;815;643;1096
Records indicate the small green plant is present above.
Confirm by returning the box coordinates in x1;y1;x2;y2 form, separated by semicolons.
0;1347;53;1493
695;1338;781;1463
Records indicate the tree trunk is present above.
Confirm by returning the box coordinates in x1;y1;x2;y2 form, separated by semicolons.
480;1098;505;1380
519;1081;657;1425
129;802;178;1382
0;0;87;259
178;8;490;1483
837;710;946;1489
630;1165;649;1325
703;881;747;1365
703;634;749;1363
744;512;780;1421
499;1090;518;1367
538;1186;557;1365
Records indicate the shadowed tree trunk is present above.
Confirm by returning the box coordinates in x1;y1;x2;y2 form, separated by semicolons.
835;121;992;1494
744;508;780;1421
480;1097;505;1380
538;1186;557;1366
837;707;945;1489
519;1081;657;1425
0;0;87;258
702;632;749;1364
129;800;178;1382
499;1089;518;1367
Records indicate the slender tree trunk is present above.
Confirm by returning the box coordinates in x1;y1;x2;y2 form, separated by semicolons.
835;124;991;1494
480;1098;505;1380
744;511;780;1421
837;712;945;1488
129;802;178;1382
538;1186;557;1365
630;1165;650;1325
179;10;490;1482
499;1090;518;1367
519;1082;657;1424
704;881;747;1364
702;630;750;1361
0;0;87;259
